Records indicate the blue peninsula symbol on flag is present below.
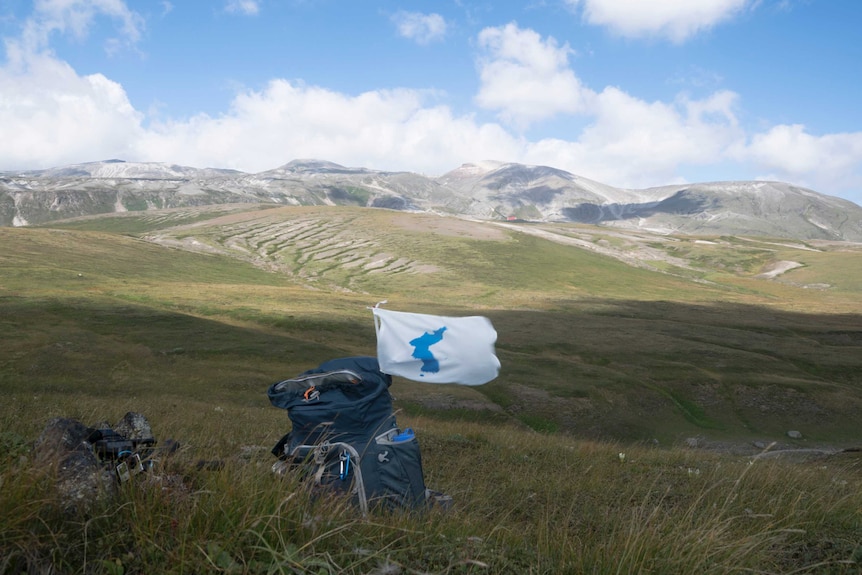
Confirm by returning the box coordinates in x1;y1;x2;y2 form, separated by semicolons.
409;326;447;375
372;306;499;385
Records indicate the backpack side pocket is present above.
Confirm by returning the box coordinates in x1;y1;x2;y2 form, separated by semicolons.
365;428;426;509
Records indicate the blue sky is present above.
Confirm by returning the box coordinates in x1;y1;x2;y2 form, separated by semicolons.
1;0;861;205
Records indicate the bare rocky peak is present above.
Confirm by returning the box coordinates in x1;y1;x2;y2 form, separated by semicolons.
267;159;375;176
617;181;862;239
12;159;241;181
439;161;507;180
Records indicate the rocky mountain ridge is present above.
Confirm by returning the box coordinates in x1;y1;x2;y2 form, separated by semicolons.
3;159;861;241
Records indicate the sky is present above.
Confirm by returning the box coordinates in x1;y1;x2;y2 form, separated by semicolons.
1;1;861;206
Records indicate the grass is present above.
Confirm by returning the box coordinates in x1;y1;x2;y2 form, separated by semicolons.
2;412;861;573
3;215;862;443
1;206;861;572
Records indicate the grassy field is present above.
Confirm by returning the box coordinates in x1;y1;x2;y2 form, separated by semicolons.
1;207;861;573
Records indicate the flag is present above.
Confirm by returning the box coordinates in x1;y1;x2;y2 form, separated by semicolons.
372;306;500;385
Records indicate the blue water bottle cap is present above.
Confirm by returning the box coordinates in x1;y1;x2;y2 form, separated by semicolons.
392;428;414;442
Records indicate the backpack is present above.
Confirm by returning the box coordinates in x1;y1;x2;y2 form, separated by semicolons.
267;357;428;513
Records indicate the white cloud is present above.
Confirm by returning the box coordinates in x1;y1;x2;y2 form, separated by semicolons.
0;4;517;176
567;0;752;42
743;124;862;196
472;23;745;187
475;23;593;129
0;0;146;168
18;0;144;55
225;1;260;16
391;11;447;45
138;80;521;174
0;51;144;168
521;88;744;187
2;42;859;202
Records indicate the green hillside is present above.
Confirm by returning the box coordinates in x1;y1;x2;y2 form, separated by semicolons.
5;206;861;443
2;207;861;573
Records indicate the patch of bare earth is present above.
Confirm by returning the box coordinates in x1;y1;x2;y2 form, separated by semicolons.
755;260;803;279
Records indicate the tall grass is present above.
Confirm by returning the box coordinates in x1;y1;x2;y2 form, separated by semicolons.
3;414;861;573
1;211;861;572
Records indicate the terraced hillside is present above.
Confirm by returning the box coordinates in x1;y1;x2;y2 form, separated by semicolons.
145;208;448;281
60;204;857;305
124;205;751;304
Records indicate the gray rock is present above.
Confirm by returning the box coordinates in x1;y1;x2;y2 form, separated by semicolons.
33;413;157;513
33;418;116;513
55;449;117;511
787;430;803;439
113;412;154;441
33;417;91;458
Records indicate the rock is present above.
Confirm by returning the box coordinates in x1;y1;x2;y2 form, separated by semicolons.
55;449;117;511
33;418;116;513
33;417;91;459
32;413;158;514
113;412;154;441
787;430;803;439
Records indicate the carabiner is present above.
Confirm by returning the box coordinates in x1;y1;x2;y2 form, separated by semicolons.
339;452;350;480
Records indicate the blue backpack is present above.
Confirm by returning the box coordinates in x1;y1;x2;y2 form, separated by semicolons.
267;357;428;513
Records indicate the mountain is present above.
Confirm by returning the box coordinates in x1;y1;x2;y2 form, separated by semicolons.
438;162;862;241
2;159;861;241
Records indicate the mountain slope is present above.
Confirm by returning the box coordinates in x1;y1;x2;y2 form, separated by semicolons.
601;181;862;240
3;158;861;241
440;163;862;241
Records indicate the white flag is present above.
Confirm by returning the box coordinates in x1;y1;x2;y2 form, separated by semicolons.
372;307;500;385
